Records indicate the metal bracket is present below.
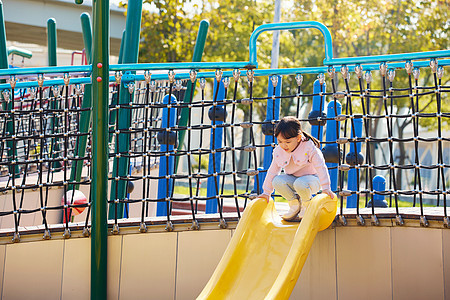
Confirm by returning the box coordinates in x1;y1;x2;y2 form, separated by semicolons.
219;219;228;229
139;222;148;233
356;215;365;226
63;228;71;239
190;220;200;231
395;215;404;226
371;215;380;226
43;229;51;240
121;71;136;89
165;221;174;232
82;227;91;237
12;232;20;243
443;217;450;228
112;224;120;234
420;216;429;227
337;214;347;226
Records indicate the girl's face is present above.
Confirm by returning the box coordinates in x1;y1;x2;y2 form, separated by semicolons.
277;133;302;152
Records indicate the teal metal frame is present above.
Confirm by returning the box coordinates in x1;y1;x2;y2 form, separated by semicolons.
248;21;334;67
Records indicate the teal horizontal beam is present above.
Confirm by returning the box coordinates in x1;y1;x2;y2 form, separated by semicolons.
7;46;32;59
124;58;450;82
0;65;91;76
248;21;333;68
110;61;251;71
325;50;450;65
0;58;449;90
0;76;90;89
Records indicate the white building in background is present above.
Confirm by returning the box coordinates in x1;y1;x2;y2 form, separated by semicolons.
3;0;126;66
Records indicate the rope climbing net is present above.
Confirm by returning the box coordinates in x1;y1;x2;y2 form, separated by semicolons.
0;55;448;241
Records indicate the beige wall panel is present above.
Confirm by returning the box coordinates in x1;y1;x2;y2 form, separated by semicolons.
0;190;40;229
0;188;66;228
108;236;123;300
126;168;159;218
176;230;232;300
392;227;444;300
0;245;6;297
3;240;64;299
61;238;91;300
442;229;449;300
336;226;392;300
292;228;337;300
0;193;14;229
119;232;177;300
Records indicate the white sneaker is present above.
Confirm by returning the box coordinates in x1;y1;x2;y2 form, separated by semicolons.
298;201;310;220
282;199;301;221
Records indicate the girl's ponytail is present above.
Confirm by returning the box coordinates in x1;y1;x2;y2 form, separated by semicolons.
302;131;321;148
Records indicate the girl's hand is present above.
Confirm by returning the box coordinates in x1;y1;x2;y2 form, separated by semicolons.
258;194;270;203
322;189;335;199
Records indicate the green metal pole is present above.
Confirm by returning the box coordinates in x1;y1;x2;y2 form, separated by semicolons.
0;0;18;177
81;13;93;62
47;18;62;170
68;12;93;190
90;0;109;298
108;0;142;219
0;1;7;70
47;18;57;66
175;20;209;171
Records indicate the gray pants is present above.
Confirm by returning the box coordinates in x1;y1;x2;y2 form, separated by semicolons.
272;174;320;203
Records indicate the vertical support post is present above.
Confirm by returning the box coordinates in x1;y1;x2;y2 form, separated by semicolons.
69;12;93;190
0;1;18;177
90;0;109;299
47;18;63;170
206;79;225;213
310;79;326;140
109;0;143;219
346;118;363;208
368;175;388;207
81;13;93;62
156;95;177;216
0;1;6;71
176;20;209;170
325;100;341;192
259;75;281;193
47;18;57;66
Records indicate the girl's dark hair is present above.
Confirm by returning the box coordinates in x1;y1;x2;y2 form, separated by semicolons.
274;116;320;148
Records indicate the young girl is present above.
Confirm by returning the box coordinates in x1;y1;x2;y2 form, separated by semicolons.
259;116;335;221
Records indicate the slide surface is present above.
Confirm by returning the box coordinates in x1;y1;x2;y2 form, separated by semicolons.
197;194;337;300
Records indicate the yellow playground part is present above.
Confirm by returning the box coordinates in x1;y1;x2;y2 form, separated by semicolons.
197;194;337;300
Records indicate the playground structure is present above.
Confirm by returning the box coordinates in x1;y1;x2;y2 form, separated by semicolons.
0;0;449;299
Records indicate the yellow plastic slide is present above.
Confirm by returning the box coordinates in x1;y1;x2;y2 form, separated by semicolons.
197;193;337;300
